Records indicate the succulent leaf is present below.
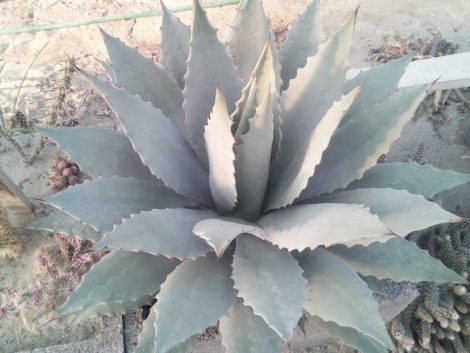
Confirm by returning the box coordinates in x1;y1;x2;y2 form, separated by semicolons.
95;208;216;259
258;203;390;251
204;88;238;214
58;251;178;319
301;85;427;199
279;0;325;90
100;30;186;133
300;248;394;348
136;307;196;353
193;216;267;257
154;253;236;353
329;237;467;283
232;43;282;162
81;71;214;207
183;0;243;166
310;315;388;353
266;87;360;210
28;210;100;242
313;188;461;236
346;162;470;198
220;298;281;353
275;12;355;178
232;235;306;340
72;297;152;323
226;0;271;84
40;126;154;181
45;176;194;231
341;54;413;127
234;90;273;220
160;0;191;88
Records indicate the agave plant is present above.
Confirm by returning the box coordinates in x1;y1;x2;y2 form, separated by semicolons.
29;0;470;352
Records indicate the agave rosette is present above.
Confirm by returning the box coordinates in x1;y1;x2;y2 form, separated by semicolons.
30;0;470;352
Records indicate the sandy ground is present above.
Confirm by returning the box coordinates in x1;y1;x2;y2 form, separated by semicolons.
0;0;469;352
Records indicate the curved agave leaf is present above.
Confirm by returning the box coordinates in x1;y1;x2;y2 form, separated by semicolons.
160;0;191;88
232;43;282;162
313;188;461;236
204;88;238;214
58;251;178;319
28;210;100;242
341;54;413;127
346;162;470;198
329;237;466;283
136;307;196;353
40;126;154;181
81;71;214;207
232;76;258;136
232;235;306;340
193;217;266;257
220;298;281;353
266;87;360;210
45;176;194;232
95;208;216;260
300;248;393;348
275;12;355;178
258;204;390;252
72;297;151;323
154;253;236;353
301;85;427;199
100;30;186;133
310;315;388;353
234;91;273;221
183;0;243;166
226;0;270;84
279;0;325;90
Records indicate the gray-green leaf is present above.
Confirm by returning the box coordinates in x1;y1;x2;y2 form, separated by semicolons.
183;0;243;166
220;298;281;353
275;13;355;179
234;90;273;221
72;297;151;323
266;87;360;210
100;30;186;133
346;162;470;198
279;0;325;90
40;126;154;181
312;188;461;236
300;248;393;348
45;176;194;231
341;54;413;127
232;235;306;340
226;0;270;84
232;43;282;163
154;253;236;353
310;315;388;353
160;1;191;88
136;306;196;353
329;237;466;283
204;88;237;214
193;217;266;257
95;208;216;260
301;85;427;199
58;251;178;319
81;71;213;207
258;204;390;251
28;210;100;242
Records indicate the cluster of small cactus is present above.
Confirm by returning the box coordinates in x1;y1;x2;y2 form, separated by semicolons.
390;222;470;352
48;157;80;190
